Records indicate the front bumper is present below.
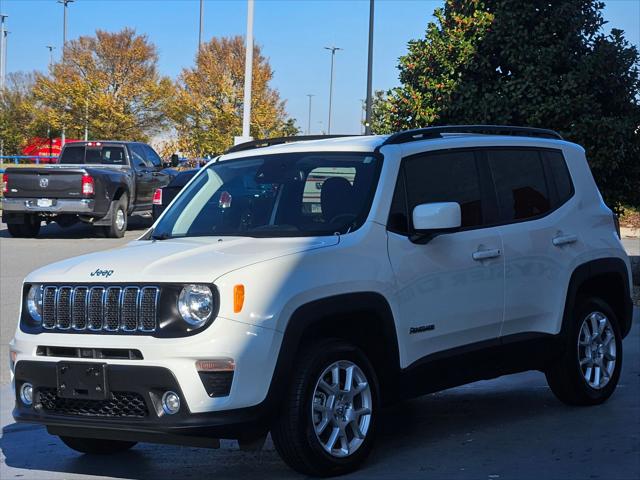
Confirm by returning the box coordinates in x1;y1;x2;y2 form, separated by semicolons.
13;361;269;444
2;197;95;214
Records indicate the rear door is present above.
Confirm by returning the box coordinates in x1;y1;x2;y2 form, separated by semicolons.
488;148;582;337
386;149;505;366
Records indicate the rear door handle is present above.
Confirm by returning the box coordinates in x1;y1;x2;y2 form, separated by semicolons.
552;234;577;246
472;248;501;261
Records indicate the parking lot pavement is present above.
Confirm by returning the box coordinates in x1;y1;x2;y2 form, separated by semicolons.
1;226;639;479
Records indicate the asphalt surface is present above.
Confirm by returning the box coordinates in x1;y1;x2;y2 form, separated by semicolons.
0;222;638;479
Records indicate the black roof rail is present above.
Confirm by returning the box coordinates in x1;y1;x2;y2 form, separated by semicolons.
224;135;355;154
381;125;563;146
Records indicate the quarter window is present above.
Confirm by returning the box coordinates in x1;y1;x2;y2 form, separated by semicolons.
487;150;551;221
543;150;573;207
403;151;484;228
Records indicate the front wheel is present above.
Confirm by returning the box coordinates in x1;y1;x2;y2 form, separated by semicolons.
271;339;378;477
59;436;136;454
545;297;623;406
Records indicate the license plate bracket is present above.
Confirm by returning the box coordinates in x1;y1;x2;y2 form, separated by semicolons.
57;362;109;400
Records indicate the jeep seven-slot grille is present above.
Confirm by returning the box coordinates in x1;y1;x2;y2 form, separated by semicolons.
41;286;159;334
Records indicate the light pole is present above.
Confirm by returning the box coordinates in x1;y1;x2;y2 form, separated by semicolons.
324;46;342;134
360;99;366;134
306;94;315;135
46;45;55;70
0;14;7;90
238;0;254;144
58;0;74;60
364;0;374;135
198;0;204;52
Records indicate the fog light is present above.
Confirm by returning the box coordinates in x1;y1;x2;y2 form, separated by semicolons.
161;391;180;415
20;383;33;407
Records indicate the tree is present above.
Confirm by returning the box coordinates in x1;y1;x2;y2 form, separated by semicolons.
32;28;173;141
168;36;296;156
0;72;40;155
374;0;640;210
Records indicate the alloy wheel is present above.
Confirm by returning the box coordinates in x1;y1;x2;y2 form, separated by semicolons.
311;360;372;458
578;311;617;389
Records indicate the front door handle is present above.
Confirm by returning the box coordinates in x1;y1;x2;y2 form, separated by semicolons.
472;248;501;261
552;234;577;246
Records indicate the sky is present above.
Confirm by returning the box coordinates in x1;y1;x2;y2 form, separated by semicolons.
1;0;639;136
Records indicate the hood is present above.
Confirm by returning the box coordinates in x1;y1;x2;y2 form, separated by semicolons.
25;236;340;284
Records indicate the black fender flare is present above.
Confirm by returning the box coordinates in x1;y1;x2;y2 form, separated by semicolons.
263;292;400;411
561;257;633;338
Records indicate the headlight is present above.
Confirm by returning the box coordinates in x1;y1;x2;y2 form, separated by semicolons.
178;284;213;327
27;284;43;323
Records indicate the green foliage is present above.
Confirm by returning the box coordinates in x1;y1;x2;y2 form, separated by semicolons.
373;0;640;210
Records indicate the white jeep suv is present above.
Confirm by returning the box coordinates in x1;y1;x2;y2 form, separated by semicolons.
10;126;634;476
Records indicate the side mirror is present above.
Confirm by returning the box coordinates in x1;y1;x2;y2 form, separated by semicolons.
170;154;180;168
411;202;461;243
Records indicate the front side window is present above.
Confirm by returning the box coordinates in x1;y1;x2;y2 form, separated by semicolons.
403;150;484;229
488;149;551;221
144;145;163;167
151;152;381;239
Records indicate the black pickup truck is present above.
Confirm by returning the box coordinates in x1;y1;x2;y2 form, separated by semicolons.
1;141;173;238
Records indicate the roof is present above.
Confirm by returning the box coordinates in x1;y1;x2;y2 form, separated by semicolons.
221;135;388;160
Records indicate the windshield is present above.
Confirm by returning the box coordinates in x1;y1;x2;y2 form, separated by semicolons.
151;152;381;239
59;145;127;165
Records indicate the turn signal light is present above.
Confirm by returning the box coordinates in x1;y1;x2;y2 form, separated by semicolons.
152;188;163;205
233;284;245;313
81;174;95;196
2;173;7;194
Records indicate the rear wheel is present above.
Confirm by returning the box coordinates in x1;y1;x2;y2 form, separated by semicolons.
59;436;136;455
546;297;622;406
271;339;378;477
7;215;40;238
100;194;128;238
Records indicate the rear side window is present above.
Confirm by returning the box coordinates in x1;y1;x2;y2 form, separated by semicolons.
403;150;484;228
487;150;551;222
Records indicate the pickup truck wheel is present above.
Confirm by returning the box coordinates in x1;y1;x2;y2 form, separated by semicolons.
7;215;41;238
101;195;128;238
59;436;136;455
271;339;378;477
545;297;622;406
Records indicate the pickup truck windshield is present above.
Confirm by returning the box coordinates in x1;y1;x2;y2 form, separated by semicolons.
59;145;127;165
152;152;381;239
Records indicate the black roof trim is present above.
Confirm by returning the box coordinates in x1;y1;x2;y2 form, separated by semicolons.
224;135;355;154
381;125;563;146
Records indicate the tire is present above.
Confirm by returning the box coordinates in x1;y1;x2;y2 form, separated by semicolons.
59;436;136;455
7;215;40;238
271;339;379;477
101;194;128;238
545;296;623;406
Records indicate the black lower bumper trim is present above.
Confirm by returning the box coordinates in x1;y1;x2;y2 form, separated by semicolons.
13;360;270;442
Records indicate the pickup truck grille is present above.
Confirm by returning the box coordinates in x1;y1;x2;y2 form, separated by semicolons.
42;286;159;334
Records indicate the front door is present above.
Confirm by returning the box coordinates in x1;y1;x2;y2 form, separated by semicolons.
387;149;505;367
